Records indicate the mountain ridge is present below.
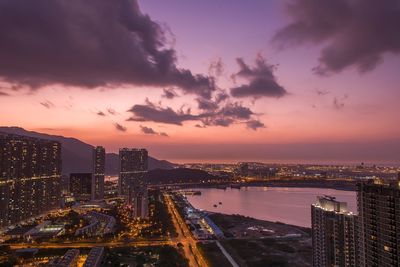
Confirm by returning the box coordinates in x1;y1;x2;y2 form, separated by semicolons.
0;126;176;174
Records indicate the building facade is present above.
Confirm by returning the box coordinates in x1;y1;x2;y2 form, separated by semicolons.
83;247;104;267
70;173;92;200
357;181;400;267
311;196;358;267
0;133;61;227
92;146;105;200
118;148;148;218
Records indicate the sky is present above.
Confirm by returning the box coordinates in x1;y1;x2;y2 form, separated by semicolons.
0;0;399;164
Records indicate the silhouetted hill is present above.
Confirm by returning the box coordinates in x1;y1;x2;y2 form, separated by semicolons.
0;126;175;174
148;168;227;184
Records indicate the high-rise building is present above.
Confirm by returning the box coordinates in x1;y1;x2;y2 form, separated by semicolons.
311;196;358;267
357;180;400;267
92;146;105;200
0;133;61;227
118;148;148;218
70;173;92;200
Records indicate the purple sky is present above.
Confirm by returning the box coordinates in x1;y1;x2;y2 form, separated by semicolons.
0;0;399;164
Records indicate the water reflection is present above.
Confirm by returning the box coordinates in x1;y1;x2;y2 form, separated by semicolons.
186;187;357;227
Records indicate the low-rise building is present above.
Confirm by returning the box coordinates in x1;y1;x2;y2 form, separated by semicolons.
24;221;65;241
49;249;80;267
83;247;104;267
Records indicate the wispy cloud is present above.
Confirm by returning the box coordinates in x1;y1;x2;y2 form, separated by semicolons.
114;123;127;132
107;108;118;115
162;88;179;99
245;120;266;130
333;95;348;110
140;125;169;137
40;100;55;109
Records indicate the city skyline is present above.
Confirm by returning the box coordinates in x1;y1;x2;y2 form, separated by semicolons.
0;0;399;164
2;2;400;266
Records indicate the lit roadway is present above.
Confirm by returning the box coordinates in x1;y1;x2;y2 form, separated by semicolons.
164;193;208;267
7;240;171;249
3;194;208;267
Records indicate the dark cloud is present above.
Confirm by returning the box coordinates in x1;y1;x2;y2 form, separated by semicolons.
97;111;106;116
273;0;400;74
162;88;179;99
127;99;261;129
205;117;234;127
215;90;229;103
127;101;198;125
197;98;219;111
219;102;253;119
141;125;157;135
40;100;55;109
107;108;118;115
246;120;265;130
230;55;287;98
0;91;9;96
140;125;169;137
196;89;230;112
114;123;127;132
0;0;215;98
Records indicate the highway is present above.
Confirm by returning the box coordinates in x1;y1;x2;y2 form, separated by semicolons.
7;240;171;249
164;193;208;267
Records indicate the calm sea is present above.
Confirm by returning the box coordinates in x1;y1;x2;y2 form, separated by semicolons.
186;187;357;228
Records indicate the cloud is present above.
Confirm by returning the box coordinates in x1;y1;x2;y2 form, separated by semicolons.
0;0;215;98
246;120;265;130
0;91;9;96
333;95;348;110
114;123;127;132
107;108;118;115
127;101;198;125
316;89;330;96
40;100;55;109
197;98;219;111
127;99;261;129
162;88;179;99
215;90;229;103
230;55;287;98
208;57;224;77
140;125;169;137
219;102;253;119
273;0;400;74
97;111;106;116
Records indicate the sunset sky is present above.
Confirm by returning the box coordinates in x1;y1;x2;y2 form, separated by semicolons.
0;0;399;163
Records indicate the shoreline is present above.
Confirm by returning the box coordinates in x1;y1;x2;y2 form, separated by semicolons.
207;211;311;231
191;179;357;191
